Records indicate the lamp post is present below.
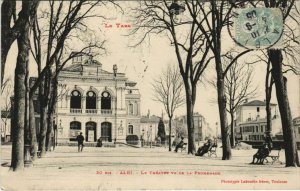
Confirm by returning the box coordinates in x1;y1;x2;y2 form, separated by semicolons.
113;64;118;143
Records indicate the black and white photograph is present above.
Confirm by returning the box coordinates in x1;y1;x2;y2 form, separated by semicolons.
1;0;300;190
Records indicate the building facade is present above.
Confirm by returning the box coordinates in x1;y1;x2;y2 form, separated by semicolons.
56;53;141;144
173;112;213;142
235;99;278;125
234;99;280;141
140;113;168;145
293;116;300;148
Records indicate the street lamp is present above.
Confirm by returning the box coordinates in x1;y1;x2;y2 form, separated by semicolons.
168;0;185;15
113;64;118;143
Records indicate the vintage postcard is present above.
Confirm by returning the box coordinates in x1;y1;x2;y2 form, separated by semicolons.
1;0;300;190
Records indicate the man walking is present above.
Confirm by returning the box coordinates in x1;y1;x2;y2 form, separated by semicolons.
76;132;84;152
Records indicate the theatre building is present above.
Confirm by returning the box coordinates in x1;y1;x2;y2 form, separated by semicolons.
56;53;141;145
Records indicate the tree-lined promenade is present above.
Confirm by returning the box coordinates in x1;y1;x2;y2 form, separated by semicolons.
1;145;300;190
1;0;299;173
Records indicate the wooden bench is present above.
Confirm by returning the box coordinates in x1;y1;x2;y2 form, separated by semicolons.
180;143;187;152
265;147;283;164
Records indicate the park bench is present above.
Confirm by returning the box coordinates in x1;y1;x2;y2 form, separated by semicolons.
180;143;187;152
208;143;218;157
37;151;42;158
265;147;283;164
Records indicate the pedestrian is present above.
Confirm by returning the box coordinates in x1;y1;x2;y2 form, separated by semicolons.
195;138;213;156
76;132;84;152
96;137;103;147
174;137;184;152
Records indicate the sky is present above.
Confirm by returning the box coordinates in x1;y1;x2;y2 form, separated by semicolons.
3;1;300;133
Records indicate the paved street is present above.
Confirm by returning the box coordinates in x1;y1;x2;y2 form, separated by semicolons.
1;145;300;190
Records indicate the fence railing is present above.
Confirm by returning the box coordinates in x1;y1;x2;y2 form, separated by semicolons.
101;109;112;114
70;108;82;113
86;109;97;114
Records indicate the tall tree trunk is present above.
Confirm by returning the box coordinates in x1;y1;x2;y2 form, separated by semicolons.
216;56;232;160
265;60;273;133
39;103;47;157
23;28;31;167
38;76;47;157
45;112;53;151
230;111;235;147
265;98;272;132
29;97;37;160
11;5;30;172
1;0;16;86
168;117;172;151
269;50;300;167
185;86;195;154
1;46;10;85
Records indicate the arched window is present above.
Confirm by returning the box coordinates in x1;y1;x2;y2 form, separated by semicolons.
128;125;133;135
70;121;81;141
70;121;81;130
86;91;96;109
70;90;81;109
101;91;111;110
101;122;112;142
85;121;97;142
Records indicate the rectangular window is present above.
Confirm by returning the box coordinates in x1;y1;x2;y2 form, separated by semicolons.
298;127;300;134
128;125;133;135
129;103;133;114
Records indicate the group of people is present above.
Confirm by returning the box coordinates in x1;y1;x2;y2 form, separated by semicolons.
174;132;273;163
174;137;217;156
77;131;273;163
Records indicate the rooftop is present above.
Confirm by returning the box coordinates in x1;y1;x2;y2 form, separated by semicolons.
241;100;276;107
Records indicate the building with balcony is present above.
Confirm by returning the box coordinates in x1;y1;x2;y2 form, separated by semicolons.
234;99;281;141
56;53;141;144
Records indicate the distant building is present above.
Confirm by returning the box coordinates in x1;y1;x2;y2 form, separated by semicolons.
293;116;300;149
234;99;280;141
235;99;278;125
1;111;11;142
235;118;282;141
140;112;168;144
173;112;212;142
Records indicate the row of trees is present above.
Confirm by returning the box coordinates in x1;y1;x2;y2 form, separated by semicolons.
1;0;111;171
132;0;299;166
1;0;298;171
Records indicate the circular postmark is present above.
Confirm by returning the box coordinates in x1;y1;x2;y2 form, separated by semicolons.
228;8;284;49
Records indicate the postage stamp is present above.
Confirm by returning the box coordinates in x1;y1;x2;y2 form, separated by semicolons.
233;8;284;49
